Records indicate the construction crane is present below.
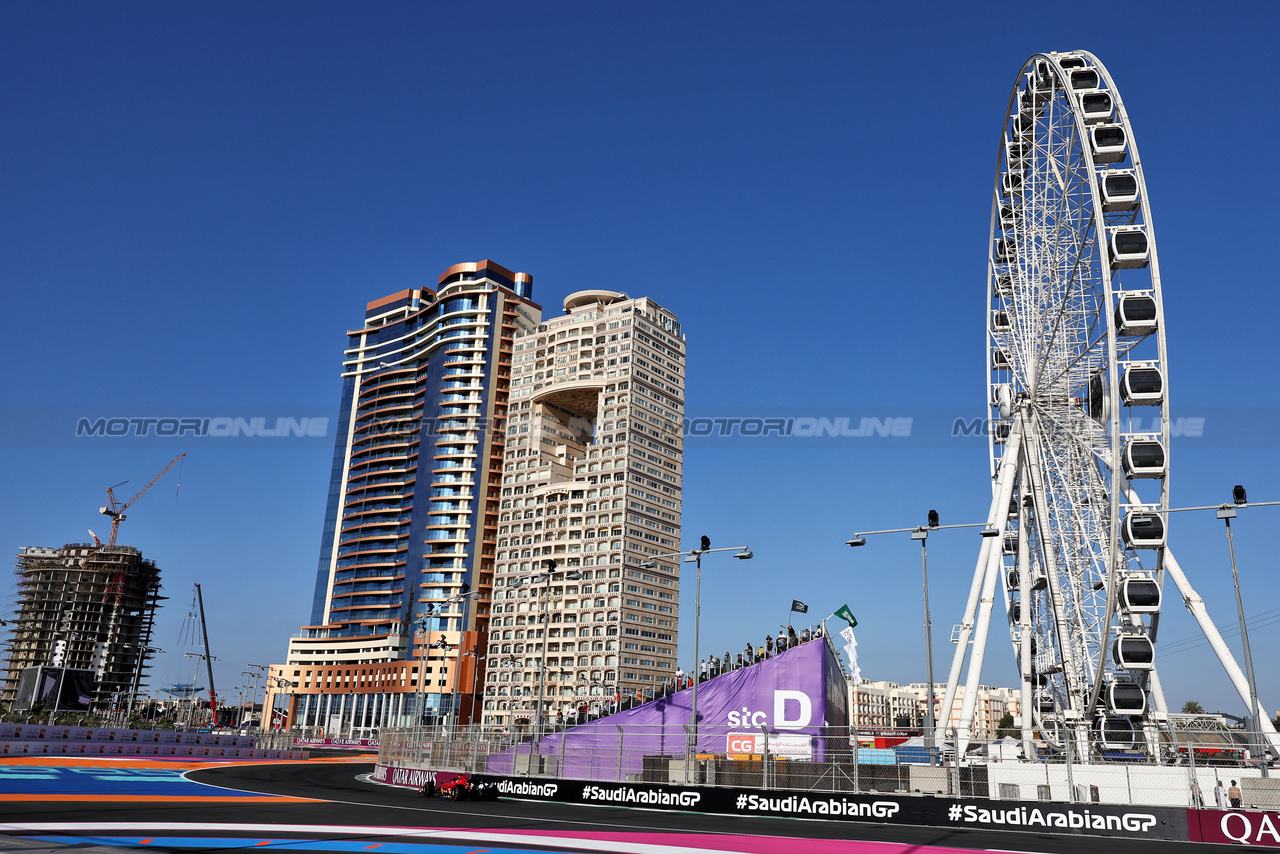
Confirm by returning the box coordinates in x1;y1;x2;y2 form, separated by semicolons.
100;453;186;545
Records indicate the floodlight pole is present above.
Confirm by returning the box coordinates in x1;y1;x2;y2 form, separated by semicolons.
911;528;938;760
1219;506;1267;777
640;540;752;781
848;518;999;766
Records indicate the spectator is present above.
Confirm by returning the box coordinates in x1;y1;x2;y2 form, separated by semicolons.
765;634;774;658
800;627;811;643
736;653;744;669
788;625;799;647
1228;780;1242;809
778;628;787;652
756;645;765;663
1214;779;1225;809
724;651;731;672
700;659;707;680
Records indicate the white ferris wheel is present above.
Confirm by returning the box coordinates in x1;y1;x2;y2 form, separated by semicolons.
940;50;1280;761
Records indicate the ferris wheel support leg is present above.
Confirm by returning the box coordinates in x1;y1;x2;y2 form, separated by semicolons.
955;533;1005;757
1159;545;1280;756
1017;501;1036;760
943;422;1024;759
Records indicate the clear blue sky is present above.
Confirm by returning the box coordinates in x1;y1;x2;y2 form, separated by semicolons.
3;1;1278;718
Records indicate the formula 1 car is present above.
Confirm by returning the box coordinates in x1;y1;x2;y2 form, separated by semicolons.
418;775;499;801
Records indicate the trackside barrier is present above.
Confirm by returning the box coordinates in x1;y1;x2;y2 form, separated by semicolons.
377;723;1277;809
369;764;466;789
472;773;1189;843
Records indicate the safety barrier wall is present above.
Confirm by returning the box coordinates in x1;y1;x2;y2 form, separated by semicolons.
376;723;1277;810
476;772;1280;846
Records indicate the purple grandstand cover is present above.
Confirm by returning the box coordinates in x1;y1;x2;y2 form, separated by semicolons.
486;637;848;779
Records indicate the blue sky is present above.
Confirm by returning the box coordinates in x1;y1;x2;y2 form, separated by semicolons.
3;1;1278;718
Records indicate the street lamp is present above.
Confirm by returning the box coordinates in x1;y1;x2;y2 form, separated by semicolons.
848;512;998;763
641;535;752;774
515;559;583;747
442;587;486;735
243;664;267;729
413;612;447;728
1149;487;1280;772
124;645;163;724
1218;486;1267;777
265;675;294;730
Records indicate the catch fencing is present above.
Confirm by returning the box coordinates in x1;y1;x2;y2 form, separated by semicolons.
376;723;1280;809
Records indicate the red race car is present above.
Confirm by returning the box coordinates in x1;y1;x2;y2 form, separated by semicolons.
419;775;498;801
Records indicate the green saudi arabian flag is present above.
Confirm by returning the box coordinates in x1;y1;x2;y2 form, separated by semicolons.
835;604;857;627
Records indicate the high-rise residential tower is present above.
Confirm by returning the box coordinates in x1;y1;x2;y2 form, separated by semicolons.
267;261;541;733
480;290;685;731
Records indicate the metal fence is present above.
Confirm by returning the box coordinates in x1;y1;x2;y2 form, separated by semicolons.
374;723;1279;809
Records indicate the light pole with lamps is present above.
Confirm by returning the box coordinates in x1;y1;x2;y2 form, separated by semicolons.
414;612;451;730
1121;483;1280;773
640;535;752;776
124;645;163;724
438;587;484;735
510;559;583;746
848;512;1000;763
264;675;294;730
243;664;267;729
1219;487;1267;777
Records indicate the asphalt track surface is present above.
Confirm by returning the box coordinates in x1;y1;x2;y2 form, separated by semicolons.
0;757;1230;853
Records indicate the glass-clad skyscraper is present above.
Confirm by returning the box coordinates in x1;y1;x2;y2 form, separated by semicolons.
270;260;542;732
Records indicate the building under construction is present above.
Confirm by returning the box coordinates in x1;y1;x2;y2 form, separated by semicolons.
2;543;164;710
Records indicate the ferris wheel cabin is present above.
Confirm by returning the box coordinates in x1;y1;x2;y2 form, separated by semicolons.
1080;92;1114;124
992;310;1011;332
1121;575;1162;613
1113;634;1156;670
1109;227;1150;268
1100;171;1140;211
1122;511;1166;548
1116;293;1158;336
1090;124;1128;163
1122;439;1166;478
1069;69;1101;92
1120;365;1164;405
1096;716;1138;749
1107;681;1148;716
1000;173;1023;197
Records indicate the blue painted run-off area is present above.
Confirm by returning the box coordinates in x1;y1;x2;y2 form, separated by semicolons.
0;765;259;797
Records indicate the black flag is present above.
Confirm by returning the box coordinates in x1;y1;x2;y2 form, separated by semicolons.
791;600;809;613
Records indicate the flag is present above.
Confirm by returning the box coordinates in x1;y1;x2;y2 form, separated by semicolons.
791;600;809;613
841;626;862;685
835;604;858;627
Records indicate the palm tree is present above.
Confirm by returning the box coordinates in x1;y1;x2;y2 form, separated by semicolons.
1181;700;1205;714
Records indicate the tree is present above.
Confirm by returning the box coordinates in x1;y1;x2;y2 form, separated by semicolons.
1181;700;1205;714
996;712;1018;739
